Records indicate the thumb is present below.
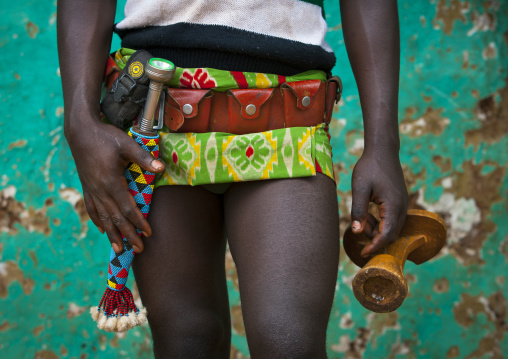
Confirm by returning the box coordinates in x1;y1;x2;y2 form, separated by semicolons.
351;181;371;233
122;137;166;174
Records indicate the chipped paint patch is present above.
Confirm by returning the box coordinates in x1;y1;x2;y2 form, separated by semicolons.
59;187;89;239
231;305;245;336
225;248;239;291
400;107;450;137
66;302;87;320
0;320;10;332
7;139;27;150
366;312;400;348
433;277;450;293
465;78;508;149
0;261;34;298
482;42;497;59
453;291;507;358
25;21;39;39
33;325;44;336
34;350;59;359
345;130;364;157
467;1;498;37
432;0;470;35
0;186;52;236
330;328;371;358
339;312;354;329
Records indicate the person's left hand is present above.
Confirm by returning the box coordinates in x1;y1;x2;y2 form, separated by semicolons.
350;148;408;257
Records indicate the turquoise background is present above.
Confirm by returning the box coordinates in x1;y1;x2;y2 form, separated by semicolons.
0;0;507;358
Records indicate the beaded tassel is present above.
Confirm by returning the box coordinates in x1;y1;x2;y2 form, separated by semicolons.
91;127;159;332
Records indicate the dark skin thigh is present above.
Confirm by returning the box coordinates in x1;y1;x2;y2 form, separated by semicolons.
134;174;339;358
58;0;408;356
132;185;231;358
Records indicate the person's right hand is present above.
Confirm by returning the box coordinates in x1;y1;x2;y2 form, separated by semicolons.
65;115;165;254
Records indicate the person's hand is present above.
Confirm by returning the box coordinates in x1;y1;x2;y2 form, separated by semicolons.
350;149;408;257
66;115;165;253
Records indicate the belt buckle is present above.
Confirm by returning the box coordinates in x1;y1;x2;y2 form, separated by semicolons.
153;90;165;130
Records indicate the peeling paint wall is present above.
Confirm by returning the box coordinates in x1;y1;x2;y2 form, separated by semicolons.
0;0;507;358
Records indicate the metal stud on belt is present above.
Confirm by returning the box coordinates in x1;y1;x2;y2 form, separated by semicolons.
302;96;311;107
245;104;257;116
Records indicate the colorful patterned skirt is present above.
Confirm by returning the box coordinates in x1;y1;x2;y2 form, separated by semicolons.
111;48;336;187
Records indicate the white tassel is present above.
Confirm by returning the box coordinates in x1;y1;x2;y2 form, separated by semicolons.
104;316;118;332
137;308;148;326
129;311;140;327
117;315;131;332
90;306;100;322
97;314;108;330
128;313;140;330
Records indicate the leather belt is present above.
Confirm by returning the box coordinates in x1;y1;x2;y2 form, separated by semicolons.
103;60;342;134
161;78;342;135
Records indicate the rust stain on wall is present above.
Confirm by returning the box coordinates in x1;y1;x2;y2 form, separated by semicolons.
467;1;498;36
33;324;44;337
465;337;503;359
433;277;450;293
34;350;59;359
59;345;68;356
447;346;460;359
345;130;364;157
230;345;247;359
482;42;497;59
453;291;507;358
25;21;39;39
231;304;245;336
66;302;87;320
432;156;452;173
0;186;52;236
501;236;508;262
0;261;35;298
400;107;450;137
59;187;89;239
465;78;508;149
432;0;470;35
367;312;400;348
442;161;504;265
225;249;239;291
29;250;38;268
0;320;11;332
7;139;27;150
330;328;371;359
453;162;504;215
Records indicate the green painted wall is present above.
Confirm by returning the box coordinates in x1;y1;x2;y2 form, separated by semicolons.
0;0;506;358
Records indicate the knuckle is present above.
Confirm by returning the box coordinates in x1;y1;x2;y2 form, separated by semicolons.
110;214;125;227
98;212;110;222
121;206;136;219
383;223;396;236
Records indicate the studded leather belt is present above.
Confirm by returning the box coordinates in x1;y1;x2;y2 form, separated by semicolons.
161;78;342;135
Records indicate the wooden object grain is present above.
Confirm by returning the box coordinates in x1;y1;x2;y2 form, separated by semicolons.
343;209;447;313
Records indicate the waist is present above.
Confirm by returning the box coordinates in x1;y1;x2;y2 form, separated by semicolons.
105;49;341;134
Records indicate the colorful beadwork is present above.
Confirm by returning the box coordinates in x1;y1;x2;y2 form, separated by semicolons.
90;128;159;332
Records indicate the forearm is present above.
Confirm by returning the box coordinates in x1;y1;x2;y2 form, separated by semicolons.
340;0;400;153
57;0;117;139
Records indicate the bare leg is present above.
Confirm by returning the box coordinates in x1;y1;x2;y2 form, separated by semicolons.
133;186;231;359
224;174;340;359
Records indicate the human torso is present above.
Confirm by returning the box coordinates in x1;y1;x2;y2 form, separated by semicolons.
114;0;336;75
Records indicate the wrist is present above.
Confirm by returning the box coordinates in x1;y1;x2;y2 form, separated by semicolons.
64;107;103;142
363;135;400;156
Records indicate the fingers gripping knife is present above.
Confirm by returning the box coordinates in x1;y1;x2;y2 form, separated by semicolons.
343;209;447;313
91;58;175;332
